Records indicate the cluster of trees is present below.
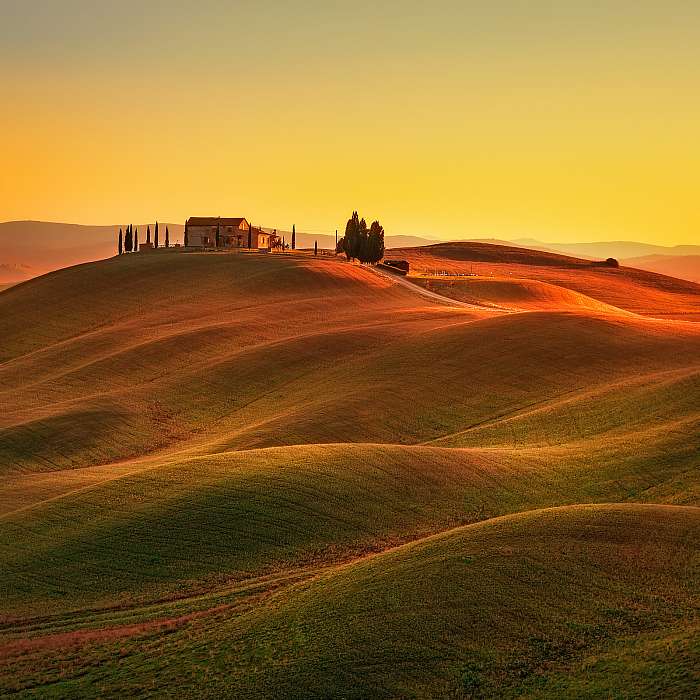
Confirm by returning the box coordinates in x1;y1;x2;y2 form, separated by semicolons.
118;222;170;255
273;236;292;251
118;225;136;254
336;212;384;263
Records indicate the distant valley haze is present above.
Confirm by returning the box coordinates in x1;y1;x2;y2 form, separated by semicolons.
2;219;698;284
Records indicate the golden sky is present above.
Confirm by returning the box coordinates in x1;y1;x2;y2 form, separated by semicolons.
1;1;699;244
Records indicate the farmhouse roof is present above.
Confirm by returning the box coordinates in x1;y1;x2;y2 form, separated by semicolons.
186;217;248;227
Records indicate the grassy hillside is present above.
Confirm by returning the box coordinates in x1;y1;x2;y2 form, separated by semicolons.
2;251;698;474
3;424;699;616
202;504;700;699
2;505;697;697
1;245;698;697
0;251;490;472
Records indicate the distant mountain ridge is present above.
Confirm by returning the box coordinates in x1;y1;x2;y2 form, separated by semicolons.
1;221;444;278
513;237;700;260
508;238;700;282
620;254;700;283
0;221;185;278
263;229;443;250
2;220;699;284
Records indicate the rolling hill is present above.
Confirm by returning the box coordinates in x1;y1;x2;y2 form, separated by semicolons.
390;242;700;318
0;245;698;697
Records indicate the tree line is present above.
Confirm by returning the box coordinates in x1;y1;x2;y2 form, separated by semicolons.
118;222;170;254
336;212;384;263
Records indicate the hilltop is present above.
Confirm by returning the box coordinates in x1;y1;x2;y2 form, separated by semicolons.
0;221;441;281
0;247;698;696
6;221;700;285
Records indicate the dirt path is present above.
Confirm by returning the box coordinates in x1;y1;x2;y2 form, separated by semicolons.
369;266;503;311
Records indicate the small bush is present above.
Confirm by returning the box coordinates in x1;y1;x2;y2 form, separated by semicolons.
460;661;484;693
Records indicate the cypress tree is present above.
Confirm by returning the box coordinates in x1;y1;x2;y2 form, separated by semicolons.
215;219;220;248
342;213;354;260
165;226;169;247
291;224;296;250
134;227;139;252
376;222;385;262
146;225;151;245
367;220;385;263
184;220;189;247
248;223;252;248
358;217;369;262
342;211;361;261
125;225;133;253
155;221;159;249
352;212;362;260
314;240;318;256
118;228;123;255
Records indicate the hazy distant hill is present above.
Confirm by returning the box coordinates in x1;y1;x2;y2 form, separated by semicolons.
621;254;700;283
0;221;185;276
264;229;441;250
1;221;441;277
264;229;335;250
514;237;700;260
0;263;34;284
3;221;699;284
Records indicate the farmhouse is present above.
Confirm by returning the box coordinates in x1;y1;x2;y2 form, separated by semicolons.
185;217;274;250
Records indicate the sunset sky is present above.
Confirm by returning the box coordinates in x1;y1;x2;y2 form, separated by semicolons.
1;1;699;244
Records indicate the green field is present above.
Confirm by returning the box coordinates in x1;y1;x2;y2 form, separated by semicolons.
1;248;698;697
